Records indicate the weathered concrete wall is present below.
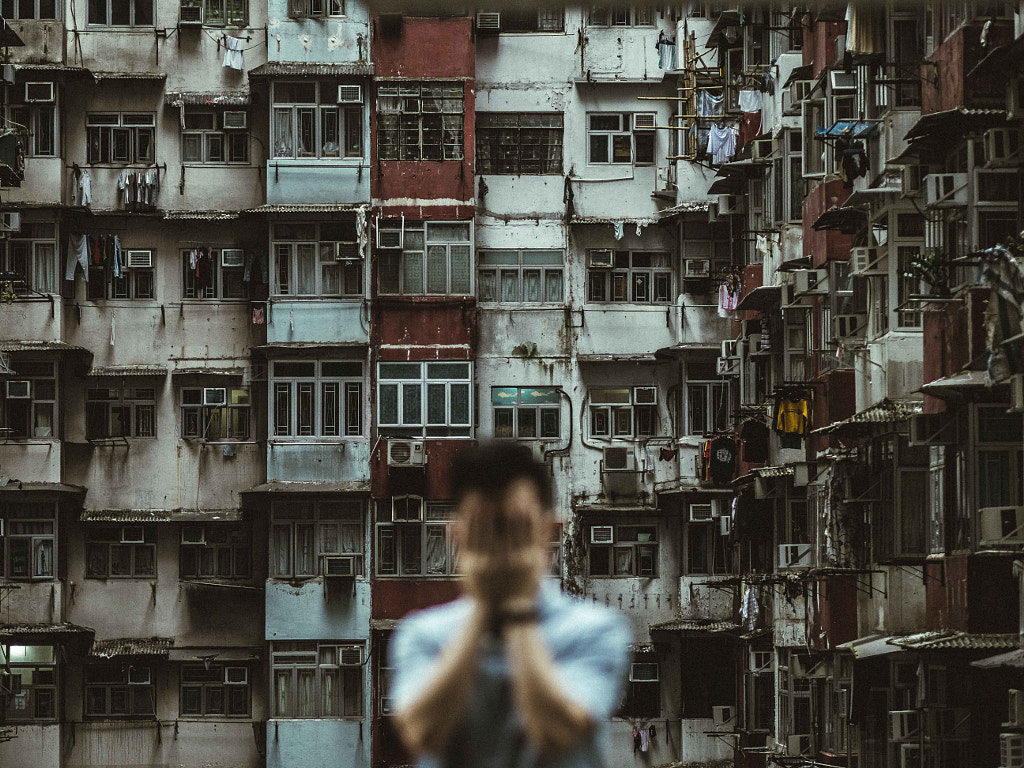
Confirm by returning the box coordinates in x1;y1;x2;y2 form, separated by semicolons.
267;719;370;768
0;725;61;768
266;577;370;639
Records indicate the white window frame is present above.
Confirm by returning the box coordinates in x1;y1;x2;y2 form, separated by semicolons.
181;248;246;300
478;249;564;304
86;112;155;164
272;222;363;298
377;361;473;439
491;386;561;440
2;502;57;580
588;387;658;439
586;249;672;304
0;359;56;440
375;500;458;577
180;386;251;441
271;81;363;160
377;221;473;297
1;222;58;294
181;111;249;164
588;5;654;26
270;500;364;580
586;112;655;166
271;641;363;719
270;360;363;440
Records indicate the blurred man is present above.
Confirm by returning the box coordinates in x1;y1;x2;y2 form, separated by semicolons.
389;441;630;768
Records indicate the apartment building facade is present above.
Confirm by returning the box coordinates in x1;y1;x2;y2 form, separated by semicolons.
3;2;1024;768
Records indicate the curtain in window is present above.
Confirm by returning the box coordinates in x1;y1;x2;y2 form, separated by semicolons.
614;547;634;575
295;244;316;294
341;524;359;554
321;669;339;716
523;269;541;302
274;670;291;716
296;524;315;575
501;270;518;302
400;526;421;574
273;108;293;157
33;243;55;293
320;244;340;295
342;668;361;717
450;383;469;425
545;270;563;302
297;669;316;717
425;525;447;574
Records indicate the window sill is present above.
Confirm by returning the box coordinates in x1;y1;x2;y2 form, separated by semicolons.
85;576;157;580
175;715;253;722
180;298;250;304
269;157;365;165
269;575;366;582
268;295;364;301
268;438;366;444
182;162;254;168
478;302;567;309
268;717;365;722
0;436;60;444
83;716;158;722
0;577;57;583
180;439;258;445
373;574;460;580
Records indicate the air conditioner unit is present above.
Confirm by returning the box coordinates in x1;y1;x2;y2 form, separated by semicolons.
121;526;146;544
790;80;811;104
781;91;793;115
180;526;206;545
475;11;501;33
924;173;968;207
786;734;811;754
633;386;657;405
689;501;715;521
221;248;245;267
127;667;151;685
833;313;868;340
589;249;614;268
221;111;247;129
0;212;22;233
603;446;635;472
889;710;922;742
1010;75;1024;121
778;543;812;569
5;380;30;399
1008;689;1024;728
830;70;857;92
984;128;1021;167
750;137;773;160
380;696;396;715
979;506;1024;546
717;357;739;376
24;81;54;103
590;525;614;544
376;226;403;249
718;194;743;215
656;165;673;191
338;645;363;666
899;743;921;768
0;65;14;85
633;112;657;130
792;268;827;296
224;666;247;684
337;84;362;104
391;495;423;522
629;662;658;682
323;554;359;577
684;259;711;278
179;4;204;24
334;242;359;261
850;246;886;275
1011;374;1024;414
203;387;227;406
719;515;732;536
387;439;426;466
126;249;153;269
1003;733;1024;768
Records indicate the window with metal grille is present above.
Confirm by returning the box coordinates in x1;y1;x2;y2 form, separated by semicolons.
476;113;563;175
377;81;464;161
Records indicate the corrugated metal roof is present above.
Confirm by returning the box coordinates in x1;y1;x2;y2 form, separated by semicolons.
252;342;367;353
87;365;168;377
0;340;89;352
81;510;173;522
835;634;906;659
889;630;1018;651
245;203;362;214
163;210;241;221
14;63;90;74
754;466;794;479
164;90;250;106
0;481;85;495
172;366;246;376
650;619;740;633
576;353;660;363
972;648;1024;670
90;637;174;658
248;61;374;77
659;201;711;219
370;619;400;631
813;398;924;436
167;647;261;662
0;622;94;638
569;215;661;225
176;509;243;521
243;480;371;494
92;72;166;81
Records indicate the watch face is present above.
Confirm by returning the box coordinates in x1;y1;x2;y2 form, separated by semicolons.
715;448;733;462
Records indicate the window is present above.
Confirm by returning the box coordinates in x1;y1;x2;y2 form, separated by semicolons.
86;113;155;164
745;646;774;731
492;387;560;439
286;0;343;19
772;130;804;224
179;524;251;580
378;361;472;438
272;641;363;718
87;252;155;301
589;5;654;26
197;0;246;25
182;111;248;164
180;663;250;717
476;113;563;175
478;249;563;303
271;360;363;438
182;248;245;300
181;387;250;440
271;500;363;579
85;526;157;578
686;520;733;574
84;665;155;717
587;113;655;165
377;222;471;296
8;97;56;157
0;222;58;294
272;82;362;160
499;7;563;31
679;220;733;277
588;524;658;577
619;659;660;717
586;250;671;303
1;502;57;579
1;360;56;439
88;0;152;24
377;81;464;161
589;387;658;439
2;645;57;721
376;499;458;576
272;221;362;297
86;387;156;439
1;0;57;18
687;381;729;435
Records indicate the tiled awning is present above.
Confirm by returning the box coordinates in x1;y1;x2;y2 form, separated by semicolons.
918;369;994;398
167;647;261;662
0;480;85;496
972;648;1024;670
91;637;174;658
164;90;251;107
92;72;166;82
81;510;174;523
0;623;94;639
889;630;1018;652
568;215;660;226
163;210;241;221
650;619;740;633
369;619;400;631
242;480;371;495
658;201;711;219
835;634;906;659
576;353;661;363
87;365;168;377
813;398;923;436
706;10;740;47
245;204;363;215
895;108;1008;164
734;284;782;312
248;61;374;78
0;340;89;353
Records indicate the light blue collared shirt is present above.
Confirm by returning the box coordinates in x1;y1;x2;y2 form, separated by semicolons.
389;583;631;768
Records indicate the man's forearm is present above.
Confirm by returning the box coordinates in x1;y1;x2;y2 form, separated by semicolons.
503;622;593;752
396;607;489;755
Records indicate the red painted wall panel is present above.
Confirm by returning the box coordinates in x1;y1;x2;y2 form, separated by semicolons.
371;298;476;349
803;180;852;268
819;574;858;648
372;578;462;620
372;16;475;79
940;554;1019;633
804;21;844;79
370;438;475;499
921;22;1013;116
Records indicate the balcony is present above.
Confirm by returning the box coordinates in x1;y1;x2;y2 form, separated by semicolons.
922;20;1014;115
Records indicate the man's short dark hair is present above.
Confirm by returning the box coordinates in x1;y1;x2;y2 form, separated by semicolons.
450;441;553;509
